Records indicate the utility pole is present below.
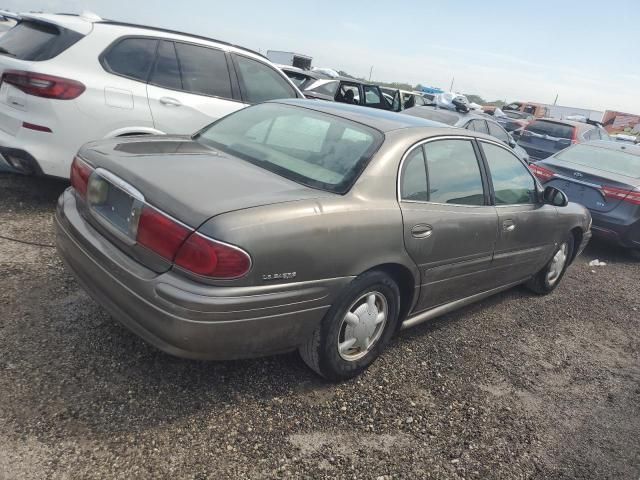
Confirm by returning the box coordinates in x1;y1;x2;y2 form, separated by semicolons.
368;66;373;82
553;94;559;105
449;76;455;92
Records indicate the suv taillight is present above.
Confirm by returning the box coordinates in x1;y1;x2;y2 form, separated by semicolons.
2;70;85;100
135;206;252;279
70;156;93;198
529;164;556;182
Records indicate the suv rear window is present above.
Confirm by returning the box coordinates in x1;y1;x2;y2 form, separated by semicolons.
102;38;158;81
526;120;574;139
0;20;84;61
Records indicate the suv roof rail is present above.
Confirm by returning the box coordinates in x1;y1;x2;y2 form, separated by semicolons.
96;20;267;60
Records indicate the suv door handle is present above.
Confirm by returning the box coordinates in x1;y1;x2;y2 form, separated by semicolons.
411;224;433;238
159;96;182;107
503;220;516;232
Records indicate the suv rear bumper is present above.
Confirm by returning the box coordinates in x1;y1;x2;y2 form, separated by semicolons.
55;189;350;360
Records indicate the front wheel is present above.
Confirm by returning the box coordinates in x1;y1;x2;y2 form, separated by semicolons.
526;235;574;295
299;271;400;381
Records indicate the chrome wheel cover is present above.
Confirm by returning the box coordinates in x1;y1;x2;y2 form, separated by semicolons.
547;242;568;286
337;292;388;361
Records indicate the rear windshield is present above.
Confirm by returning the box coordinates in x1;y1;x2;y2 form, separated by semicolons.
555;144;640;179
526;120;574;139
0;20;84;61
195;103;383;193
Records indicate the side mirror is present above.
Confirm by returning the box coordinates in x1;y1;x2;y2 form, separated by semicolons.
508;136;517;148
543;185;569;207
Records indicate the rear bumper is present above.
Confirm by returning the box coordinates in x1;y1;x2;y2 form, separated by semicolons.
590;212;640;249
55;189;351;360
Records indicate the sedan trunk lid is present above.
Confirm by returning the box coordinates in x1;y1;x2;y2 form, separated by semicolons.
79;135;333;228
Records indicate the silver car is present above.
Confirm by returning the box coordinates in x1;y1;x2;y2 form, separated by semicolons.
55;100;592;380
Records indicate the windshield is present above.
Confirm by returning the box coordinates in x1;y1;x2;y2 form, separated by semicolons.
304;79;339;97
554;144;640;179
195;103;384;193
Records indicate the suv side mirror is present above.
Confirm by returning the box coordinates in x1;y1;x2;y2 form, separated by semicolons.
543;185;569;207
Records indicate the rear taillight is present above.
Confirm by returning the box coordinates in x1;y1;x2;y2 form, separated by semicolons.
529;164;556;182
1;69;85;100
134;206;251;278
136;206;191;261
175;233;251;279
70;156;93;198
571;127;578;145
601;186;640;206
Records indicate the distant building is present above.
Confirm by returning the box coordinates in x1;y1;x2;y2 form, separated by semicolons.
544;104;603;122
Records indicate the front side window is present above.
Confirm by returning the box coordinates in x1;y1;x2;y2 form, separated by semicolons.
195;103;382;193
103;38;158;81
481;142;536;205
423;139;485;205
234;54;297;103
400;147;428;201
175;43;232;98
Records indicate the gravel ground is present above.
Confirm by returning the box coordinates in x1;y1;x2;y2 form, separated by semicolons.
1;173;639;480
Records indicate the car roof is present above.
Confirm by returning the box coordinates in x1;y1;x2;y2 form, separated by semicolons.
272;99;449;132
403;106;488;126
20;12;267;59
277;65;329;79
581;140;640;155
532;118;595;130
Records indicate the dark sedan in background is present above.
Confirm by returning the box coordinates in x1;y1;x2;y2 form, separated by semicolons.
530;141;640;257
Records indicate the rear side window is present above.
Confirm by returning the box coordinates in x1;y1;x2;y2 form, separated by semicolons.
174;43;232;98
0;20;84;61
102;38;158;81
401;147;428;201
527;120;574;139
149;41;181;90
234;54;297;103
423;139;485;205
467;119;489;134
487;121;510;142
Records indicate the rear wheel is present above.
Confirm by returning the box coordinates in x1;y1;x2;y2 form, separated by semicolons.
526;235;574;295
299;271;400;381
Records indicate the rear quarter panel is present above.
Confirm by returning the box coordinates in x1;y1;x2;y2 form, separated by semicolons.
197;196;418;287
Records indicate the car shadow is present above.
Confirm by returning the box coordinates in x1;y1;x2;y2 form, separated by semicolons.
0;172;68;210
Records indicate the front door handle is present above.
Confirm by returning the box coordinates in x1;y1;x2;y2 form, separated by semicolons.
159;96;182;107
411;224;433;238
503;220;516;232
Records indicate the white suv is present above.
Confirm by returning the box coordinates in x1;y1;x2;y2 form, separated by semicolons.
0;12;302;178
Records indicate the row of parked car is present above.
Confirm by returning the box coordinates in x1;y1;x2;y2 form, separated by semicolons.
1;11;638;379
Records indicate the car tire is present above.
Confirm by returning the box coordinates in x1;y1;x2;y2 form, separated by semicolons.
299;270;400;381
526;235;575;295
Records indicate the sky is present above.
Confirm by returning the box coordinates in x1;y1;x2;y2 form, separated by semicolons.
5;0;640;113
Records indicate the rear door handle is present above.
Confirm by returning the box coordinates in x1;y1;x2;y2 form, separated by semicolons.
411;224;433;238
503;220;516;232
159;96;182;107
